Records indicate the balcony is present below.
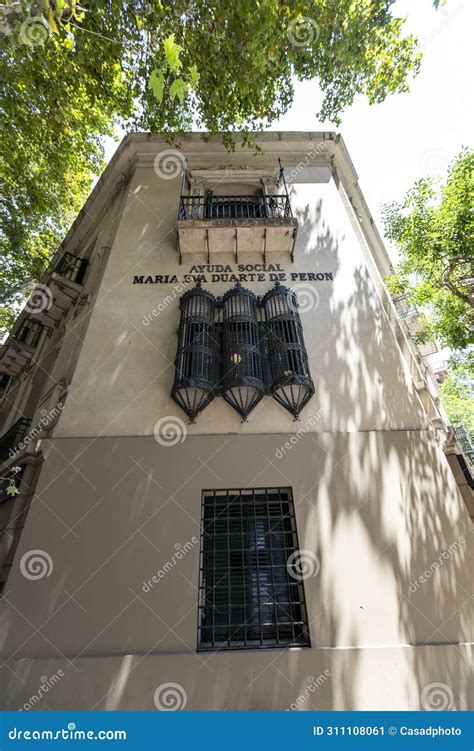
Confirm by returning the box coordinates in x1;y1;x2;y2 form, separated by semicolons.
393;297;418;320
0;322;44;377
454;426;474;467
29;252;89;329
0;418;32;466
392;296;438;357
176;193;298;263
444;424;474;518
55;252;88;285
0;252;88;379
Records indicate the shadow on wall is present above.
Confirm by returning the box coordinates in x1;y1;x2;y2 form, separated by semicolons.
0;197;472;711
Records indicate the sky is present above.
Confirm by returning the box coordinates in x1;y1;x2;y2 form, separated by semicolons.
273;0;473;231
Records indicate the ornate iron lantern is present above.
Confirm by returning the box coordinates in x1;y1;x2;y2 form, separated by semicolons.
262;282;315;419
171;282;217;422
221;283;265;421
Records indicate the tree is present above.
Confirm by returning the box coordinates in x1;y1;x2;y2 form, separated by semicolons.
383;149;474;356
1;0;439;333
440;358;474;439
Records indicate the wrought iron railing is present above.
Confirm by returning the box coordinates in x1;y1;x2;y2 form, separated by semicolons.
15;321;43;348
178;194;292;221
393;296;418;320
454;426;474;465
55;252;88;285
0;418;32;465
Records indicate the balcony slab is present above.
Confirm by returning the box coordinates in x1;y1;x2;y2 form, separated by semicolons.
177;218;298;263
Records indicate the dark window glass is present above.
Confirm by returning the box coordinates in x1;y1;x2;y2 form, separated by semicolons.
204;192;264;219
198;488;311;651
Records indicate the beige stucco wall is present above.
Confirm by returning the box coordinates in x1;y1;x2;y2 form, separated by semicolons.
0;432;472;709
2;645;472;711
53;158;427;439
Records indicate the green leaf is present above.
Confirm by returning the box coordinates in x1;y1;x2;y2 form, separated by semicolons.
169;77;187;103
163;33;183;73
47;10;59;34
148;68;165;102
6;483;19;497
187;64;199;88
62;33;75;50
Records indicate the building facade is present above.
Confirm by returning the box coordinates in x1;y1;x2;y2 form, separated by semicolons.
0;132;472;711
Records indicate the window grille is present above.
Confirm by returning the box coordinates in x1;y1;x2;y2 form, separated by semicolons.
0;418;32;465
198;488;311;651
171;281;315;422
172;282;217;422
15;321;43;348
204;192;265;219
55;252;88;285
262;283;315;419
221;284;265;421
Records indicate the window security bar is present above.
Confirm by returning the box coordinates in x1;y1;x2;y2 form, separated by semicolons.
15;321;43;348
0;418;32;465
198;487;311;651
55;252;88;285
171;281;315;422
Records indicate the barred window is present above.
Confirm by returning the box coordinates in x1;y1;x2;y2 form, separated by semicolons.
198;488;311;651
172;281;315;422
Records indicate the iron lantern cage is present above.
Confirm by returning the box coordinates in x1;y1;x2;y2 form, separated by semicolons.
171;282;217;423
262;282;315;420
221;282;266;421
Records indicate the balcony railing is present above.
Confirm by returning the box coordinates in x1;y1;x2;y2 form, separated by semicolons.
55;252;88;285
178;194;293;221
393;296;418;320
15;321;43;348
0;418;32;465
454;426;474;465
